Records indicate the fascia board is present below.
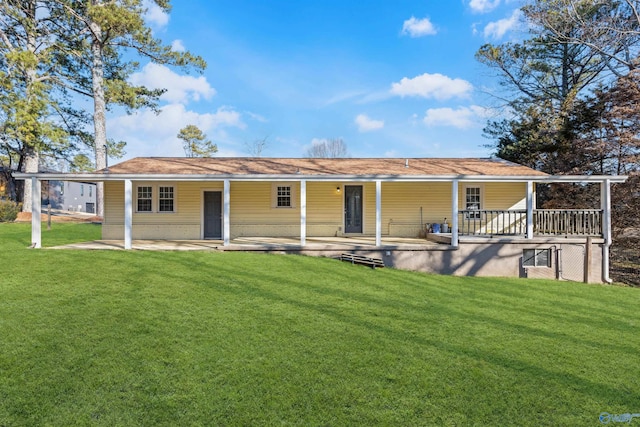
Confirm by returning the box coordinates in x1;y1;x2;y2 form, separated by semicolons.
12;172;628;183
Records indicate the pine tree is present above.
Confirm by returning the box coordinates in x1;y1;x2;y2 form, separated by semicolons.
50;0;206;216
0;0;83;211
177;125;218;158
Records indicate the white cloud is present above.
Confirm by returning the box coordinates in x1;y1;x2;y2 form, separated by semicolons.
469;0;501;13
390;73;473;100
111;104;244;137
423;105;488;129
171;39;185;52
245;111;268;123
130;63;216;104
108;104;245;158
401;16;437;37
355;114;384;132
144;0;169;29
484;9;522;39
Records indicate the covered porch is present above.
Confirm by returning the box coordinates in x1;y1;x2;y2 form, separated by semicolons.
23;175;622;250
47;235;442;251
13;156;628;283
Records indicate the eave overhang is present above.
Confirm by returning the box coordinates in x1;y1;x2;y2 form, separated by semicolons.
12;172;629;184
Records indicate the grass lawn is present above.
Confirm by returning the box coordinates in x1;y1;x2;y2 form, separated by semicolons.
1;223;639;426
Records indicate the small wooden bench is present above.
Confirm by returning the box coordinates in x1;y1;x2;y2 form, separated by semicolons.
340;253;385;269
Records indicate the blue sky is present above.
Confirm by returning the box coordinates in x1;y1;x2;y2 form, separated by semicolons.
108;0;525;160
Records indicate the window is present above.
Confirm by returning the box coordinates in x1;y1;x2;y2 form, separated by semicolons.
465;186;481;219
158;186;174;212
89;186;92;197
523;249;551;267
137;186;152;212
135;184;176;213
80;184;84;196
59;183;64;196
276;185;291;208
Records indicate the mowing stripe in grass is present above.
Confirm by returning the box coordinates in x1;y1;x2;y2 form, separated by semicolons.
1;223;639;425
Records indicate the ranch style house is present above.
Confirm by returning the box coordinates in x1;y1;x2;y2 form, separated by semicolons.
16;157;628;283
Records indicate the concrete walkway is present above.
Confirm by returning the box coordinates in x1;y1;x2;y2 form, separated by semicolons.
48;236;443;251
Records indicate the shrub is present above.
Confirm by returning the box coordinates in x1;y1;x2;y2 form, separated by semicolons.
0;199;20;222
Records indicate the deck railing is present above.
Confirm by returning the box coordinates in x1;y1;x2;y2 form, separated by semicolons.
458;210;527;236
457;209;603;237
533;209;602;236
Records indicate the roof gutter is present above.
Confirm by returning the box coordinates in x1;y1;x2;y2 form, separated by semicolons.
12;172;629;184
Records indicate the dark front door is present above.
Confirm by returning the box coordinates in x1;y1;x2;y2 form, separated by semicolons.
344;185;363;233
204;191;222;239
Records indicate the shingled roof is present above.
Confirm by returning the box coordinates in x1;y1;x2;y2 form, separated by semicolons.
103;157;548;177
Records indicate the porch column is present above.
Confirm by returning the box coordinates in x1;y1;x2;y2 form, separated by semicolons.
124;179;132;250
601;179;612;282
31;177;41;248
526;181;534;239
451;180;458;247
300;180;306;246
375;180;381;247
223;179;230;246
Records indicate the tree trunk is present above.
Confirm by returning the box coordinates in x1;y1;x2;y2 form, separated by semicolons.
21;0;39;213
21;145;39;212
90;5;106;218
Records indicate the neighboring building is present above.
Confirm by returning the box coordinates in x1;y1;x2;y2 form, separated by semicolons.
1;166;96;213
0;165;15;200
16;157;628;283
42;179;96;213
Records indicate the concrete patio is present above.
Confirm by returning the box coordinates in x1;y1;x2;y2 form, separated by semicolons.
47;236;446;251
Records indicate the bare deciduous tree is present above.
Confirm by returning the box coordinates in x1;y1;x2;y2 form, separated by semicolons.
243;136;269;157
525;0;640;74
305;138;349;158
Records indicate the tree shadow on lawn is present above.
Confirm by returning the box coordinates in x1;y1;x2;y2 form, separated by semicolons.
403;276;640;340
153;250;638;356
152;251;640;408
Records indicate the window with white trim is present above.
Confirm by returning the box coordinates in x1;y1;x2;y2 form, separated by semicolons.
276;186;291;207
465;186;481;218
158;186;175;212
137;186;153;212
523;249;551;267
271;184;296;208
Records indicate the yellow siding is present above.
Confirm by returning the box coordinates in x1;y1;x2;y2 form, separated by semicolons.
103;181;223;239
362;183;376;235
102;180;528;240
230;182;300;237
457;182;527;235
483;182;526;210
381;182;452;237
104;181;124;224
307;182;343;236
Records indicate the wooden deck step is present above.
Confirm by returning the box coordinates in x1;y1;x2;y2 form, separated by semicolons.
340;253;385;269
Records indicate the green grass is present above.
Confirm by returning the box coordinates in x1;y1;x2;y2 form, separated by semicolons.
1;223;639;426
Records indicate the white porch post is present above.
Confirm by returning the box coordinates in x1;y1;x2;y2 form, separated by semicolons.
526;181;534;239
300;180;306;247
124;179;132;250
223;179;230;246
601;179;612;282
375;180;381;247
451;180;458;247
31;177;41;248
